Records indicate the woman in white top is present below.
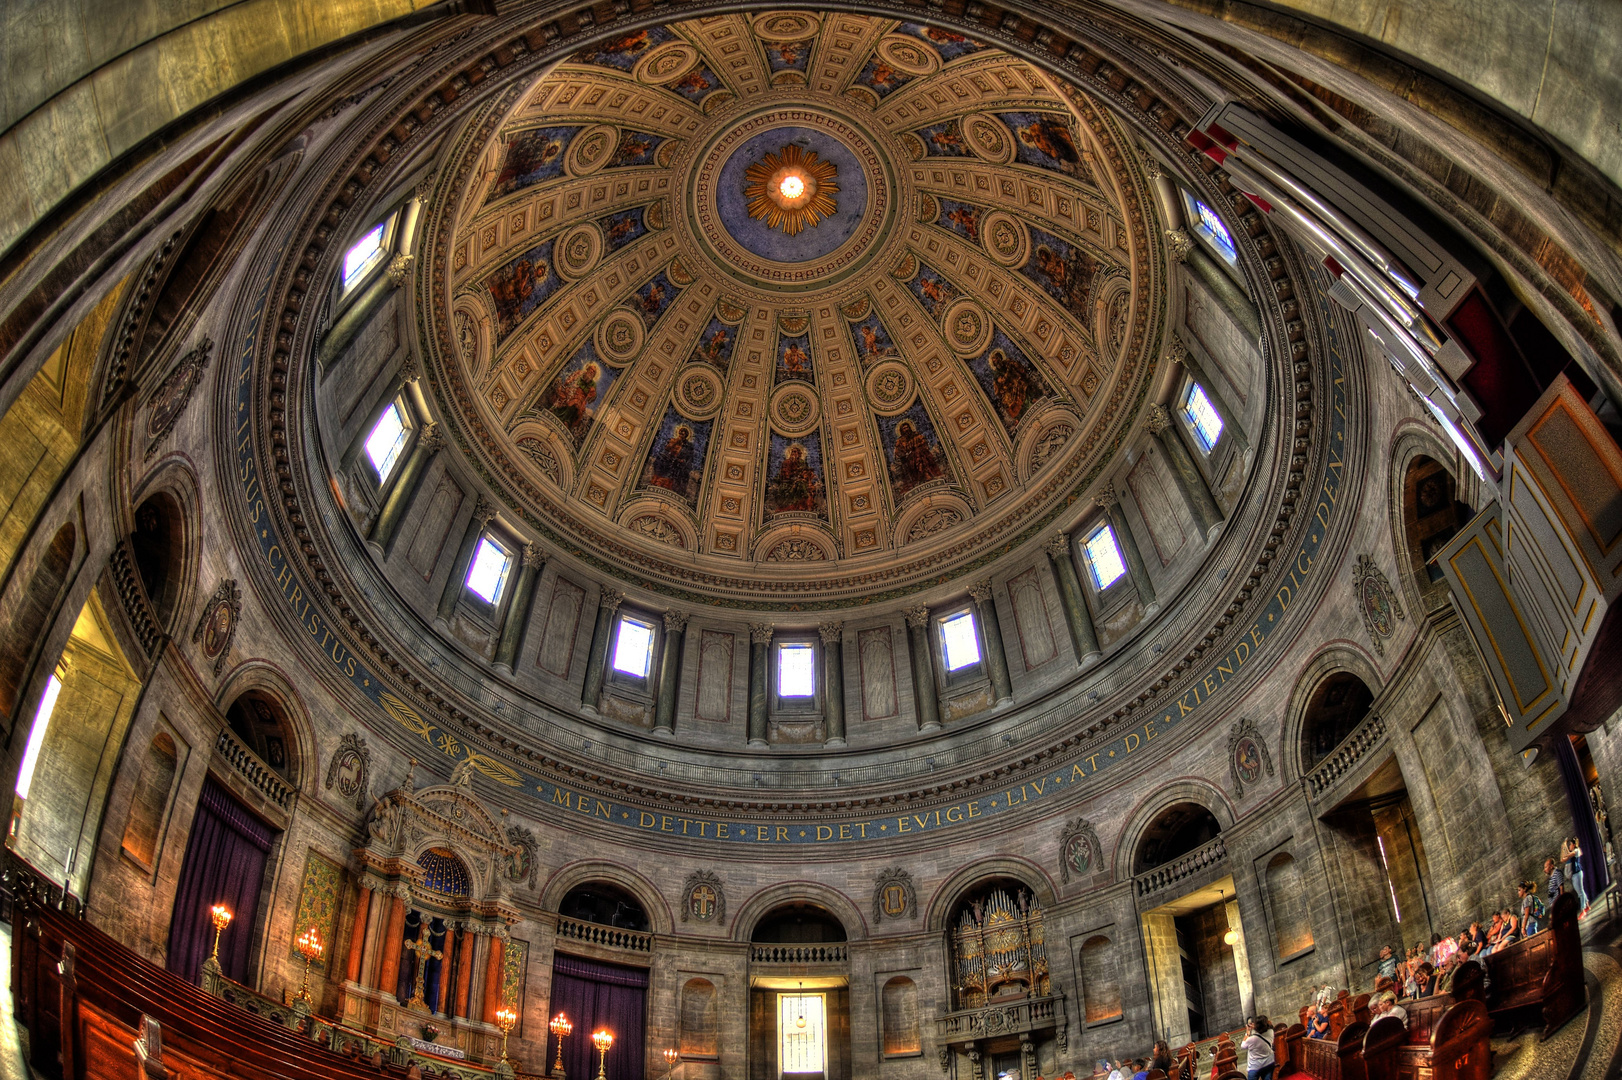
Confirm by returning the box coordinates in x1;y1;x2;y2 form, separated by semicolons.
1240;1015;1276;1080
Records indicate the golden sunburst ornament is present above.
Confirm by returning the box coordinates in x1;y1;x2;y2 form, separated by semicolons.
744;145;839;236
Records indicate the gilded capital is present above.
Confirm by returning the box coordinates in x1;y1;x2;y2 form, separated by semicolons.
1164;227;1193;264
818;622;844;644
419;421;445;455
599;587;623;613
749;623;774;645
664;610;690;633
969;581;993;604
904;606;931;628
1145;403;1172;435
1094;483;1118;509
1044;533;1071;559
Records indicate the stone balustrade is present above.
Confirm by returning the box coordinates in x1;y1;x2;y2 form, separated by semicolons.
554;914;653;953
749;942;849;964
1134;835;1228;896
213;729;293;810
934;993;1068;1056
1306;712;1387;800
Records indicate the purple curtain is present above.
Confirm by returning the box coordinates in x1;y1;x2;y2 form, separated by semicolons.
166;778;277;985
549;954;648;1080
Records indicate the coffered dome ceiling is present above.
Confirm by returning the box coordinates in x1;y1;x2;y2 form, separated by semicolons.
423;12;1164;609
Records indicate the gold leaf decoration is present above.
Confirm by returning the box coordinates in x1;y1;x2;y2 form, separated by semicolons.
380;691;434;742
464;750;523;787
743;144;839;236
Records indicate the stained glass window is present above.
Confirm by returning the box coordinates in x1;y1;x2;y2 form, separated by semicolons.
1083;524;1127;590
778;643;815;697
364;401;410;483
1182;191;1237;265
343;222;388;287
1182;382;1224;452
466;536;513;605
940;611;981;671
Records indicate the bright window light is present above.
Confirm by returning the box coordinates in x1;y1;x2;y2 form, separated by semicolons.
1184;192;1237;265
1084;525;1128;590
364;402;410;482
778;993;826;1074
940;611;981;672
16;675;63;799
778;643;816;697
1183;382;1224;452
464;536;512;605
343;223;388;287
612;616;655;678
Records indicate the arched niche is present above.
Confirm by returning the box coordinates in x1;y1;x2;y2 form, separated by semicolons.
1299;671;1376;773
1264;851;1314;958
539;860;673;935
130;491;186;631
120;729;179;872
924;856;1056;932
733;881;867;942
1131;801;1223;875
1399;451;1473;597
1078;934;1122;1023
748;901;849;944
559;881;650;932
222;688;302;785
680;977;719;1058
880;976;920;1056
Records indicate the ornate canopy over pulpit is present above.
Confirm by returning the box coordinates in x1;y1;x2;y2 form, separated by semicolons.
340;761;528;1067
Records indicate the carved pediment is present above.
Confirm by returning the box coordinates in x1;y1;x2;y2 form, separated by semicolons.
359;763;522;905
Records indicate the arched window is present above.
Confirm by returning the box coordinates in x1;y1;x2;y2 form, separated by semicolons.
222;690;298;782
1132;802;1222;874
0;521;73;719
1266;852;1314;958
121;730;179;870
881;976;920;1055
680;977;718;1058
1079;935;1122;1022
1300;672;1375;770
131;493;184;629
559;882;650;932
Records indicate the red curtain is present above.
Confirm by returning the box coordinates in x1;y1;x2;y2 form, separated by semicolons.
549;954;648;1080
166;779;277;984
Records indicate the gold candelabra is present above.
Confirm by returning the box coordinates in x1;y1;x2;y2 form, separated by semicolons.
663;1048;680;1079
496;1005;517;1064
293;925;324;1002
592;1028;614;1080
208;904;233;962
550;1012;573;1078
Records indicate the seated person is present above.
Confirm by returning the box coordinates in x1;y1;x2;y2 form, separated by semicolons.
1483;912;1504;950
1413;961;1437;997
1372;995;1409;1027
1306;1004;1332;1039
1436;953;1464;994
1430;932;1456;968
1461;921;1485;957
1496;909;1521;951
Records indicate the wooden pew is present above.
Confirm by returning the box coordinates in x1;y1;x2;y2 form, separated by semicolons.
1360;1000;1491;1080
1297;1020;1368;1080
1277;1022;1305;1076
1482;891;1585;1038
8;867;503;1080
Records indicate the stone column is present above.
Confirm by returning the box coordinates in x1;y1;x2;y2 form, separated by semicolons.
370;421;443;556
345;884;372;984
482;929;507;1023
1146;403;1224;540
819;622;846;747
654;610;688;736
747;624;771;747
454;925;476;1019
1044;534;1100;666
905;607;941;733
376;892;407;1004
1226;898;1256;1020
1098;484;1158;615
436;496;495;626
493;543;543;673
970;582;1013;706
580;588;622;713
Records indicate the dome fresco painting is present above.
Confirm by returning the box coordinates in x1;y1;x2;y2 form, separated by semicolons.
2;2;1622;1078
434;14;1160;605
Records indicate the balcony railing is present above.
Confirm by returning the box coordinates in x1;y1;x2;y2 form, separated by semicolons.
749;942;849;964
935;992;1067;1046
214;729;293;810
1306;712;1387;800
555;914;653;953
1135;835;1227;897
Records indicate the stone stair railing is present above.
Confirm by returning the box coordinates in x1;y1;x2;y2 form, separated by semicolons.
1305;712;1387;801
